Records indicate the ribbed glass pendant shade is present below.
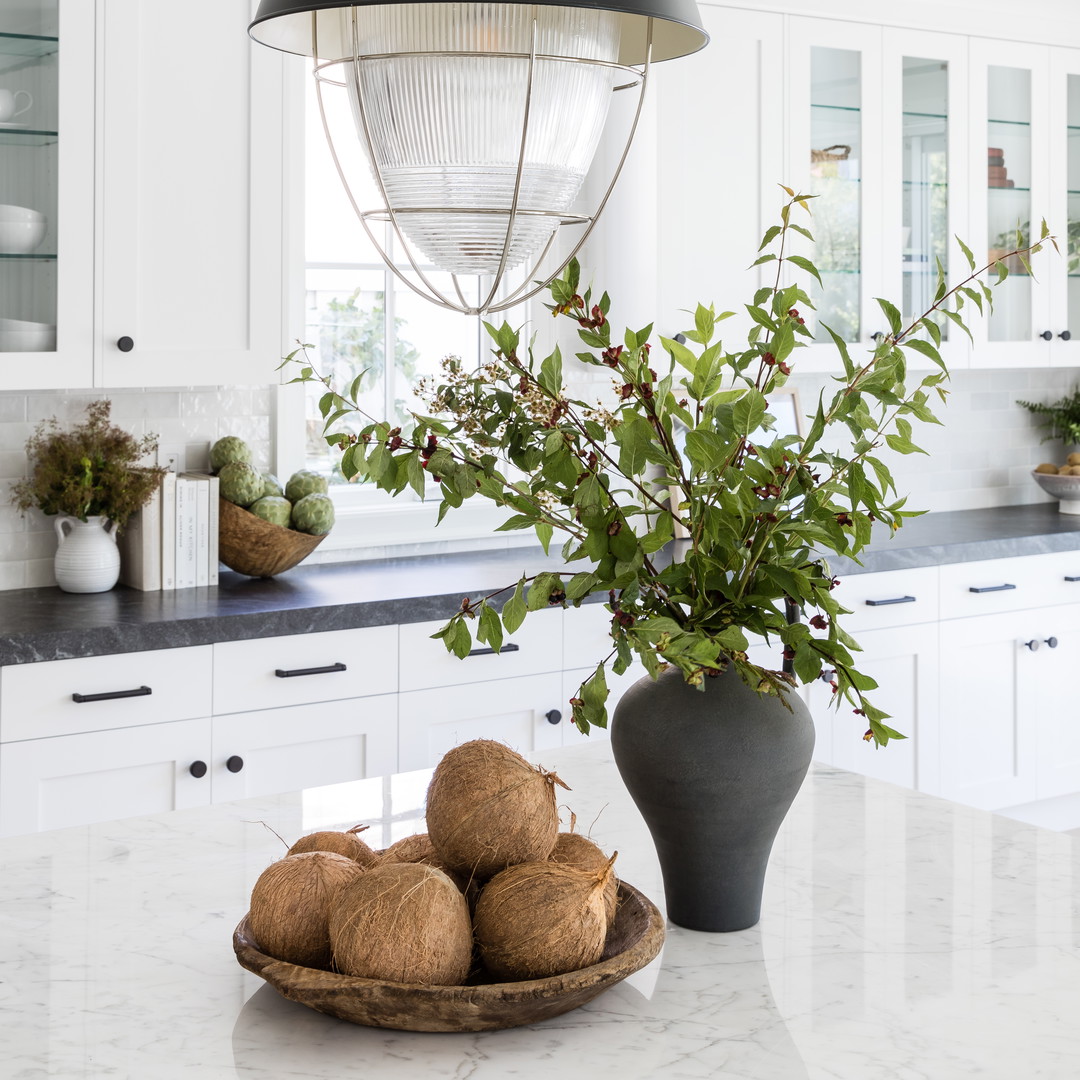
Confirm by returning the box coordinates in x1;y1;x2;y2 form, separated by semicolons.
348;6;620;275
250;0;709;313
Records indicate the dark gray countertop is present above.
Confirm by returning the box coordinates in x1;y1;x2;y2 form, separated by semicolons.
1;503;1078;665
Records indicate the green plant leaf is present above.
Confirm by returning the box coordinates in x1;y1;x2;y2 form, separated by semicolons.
502;579;527;634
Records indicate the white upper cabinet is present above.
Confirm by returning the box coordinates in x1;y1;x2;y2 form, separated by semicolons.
0;1;94;389
97;0;285;388
653;5;784;343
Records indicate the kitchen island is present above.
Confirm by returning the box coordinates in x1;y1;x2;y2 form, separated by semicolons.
1;742;1077;1079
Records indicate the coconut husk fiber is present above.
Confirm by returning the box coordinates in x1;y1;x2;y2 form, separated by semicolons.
473;857;616;980
249;851;365;969
426;739;568;880
379;832;469;892
329;862;472;985
288;824;380;868
550;832;619;926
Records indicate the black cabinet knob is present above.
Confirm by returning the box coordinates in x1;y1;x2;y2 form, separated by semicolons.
819;668;835;683
1040;330;1054;341
117;336;134;352
1025;639;1040;652
226;755;244;773
1045;636;1059;649
545;709;562;725
189;760;207;778
1060;331;1072;342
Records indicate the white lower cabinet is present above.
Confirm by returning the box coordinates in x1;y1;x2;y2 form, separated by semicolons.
211;696;398;802
397;674;566;772
0;717;212;837
939;603;1080;810
809;623;940;793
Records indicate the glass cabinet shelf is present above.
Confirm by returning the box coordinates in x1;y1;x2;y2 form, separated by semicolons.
0;253;56;260
0;31;58;59
988;117;1032;128
0;129;59;146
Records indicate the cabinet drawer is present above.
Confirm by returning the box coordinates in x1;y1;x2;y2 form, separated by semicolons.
211;695;398;803
399;609;562;692
213;627;398;715
0;646;212;744
939;553;1074;620
831;567;939;633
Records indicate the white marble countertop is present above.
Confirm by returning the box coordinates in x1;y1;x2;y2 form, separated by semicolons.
1;742;1078;1079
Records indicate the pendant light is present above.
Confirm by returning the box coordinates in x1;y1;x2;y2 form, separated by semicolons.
249;1;708;315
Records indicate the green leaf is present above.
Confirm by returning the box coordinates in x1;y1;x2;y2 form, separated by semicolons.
405;452;427;498
476;603;504;654
874;297;903;337
902;337;945;371
956;234;976;272
662;335;699;373
731;389;768;436
616;414;655;476
566;572;599;601
535;521;554;555
527;571;559;611
502;579;527;634
538;346;564;395
758;225;782;251
786;254;822;285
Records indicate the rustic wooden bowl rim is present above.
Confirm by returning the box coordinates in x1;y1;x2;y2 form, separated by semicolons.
233;879;665;1032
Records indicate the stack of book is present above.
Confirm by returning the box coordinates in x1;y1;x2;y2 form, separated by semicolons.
988;146;1015;189
119;472;220;591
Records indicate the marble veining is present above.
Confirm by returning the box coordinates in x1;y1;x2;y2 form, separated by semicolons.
0;743;1077;1079
0;504;1078;666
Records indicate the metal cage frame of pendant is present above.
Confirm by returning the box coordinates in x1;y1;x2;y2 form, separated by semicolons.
310;7;654;316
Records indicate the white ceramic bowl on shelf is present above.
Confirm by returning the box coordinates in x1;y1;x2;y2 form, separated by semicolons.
0;204;47;254
0;317;56;352
1032;469;1080;515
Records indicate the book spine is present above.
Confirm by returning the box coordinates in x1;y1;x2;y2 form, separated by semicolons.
193;475;210;587
118;493;161;591
207;476;220;586
160;472;177;591
175;477;198;589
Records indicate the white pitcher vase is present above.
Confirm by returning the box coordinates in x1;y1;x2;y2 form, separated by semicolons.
54;515;120;593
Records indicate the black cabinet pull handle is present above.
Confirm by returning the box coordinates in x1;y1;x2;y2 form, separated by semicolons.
72;685;151;703
117;335;134;352
274;662;346;678
968;584;1016;594
1045;636;1059;649
467;643;521;658
1060;330;1072;341
865;595;916;607
1040;330;1054;341
1065;576;1080;582
545;709;562;725
189;760;207;778
226;755;244;773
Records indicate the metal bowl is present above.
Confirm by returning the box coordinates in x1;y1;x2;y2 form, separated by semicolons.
1032;469;1080;514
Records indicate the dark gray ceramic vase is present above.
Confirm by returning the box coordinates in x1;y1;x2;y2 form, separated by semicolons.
611;665;815;932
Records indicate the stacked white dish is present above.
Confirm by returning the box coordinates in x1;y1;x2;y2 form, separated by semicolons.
0;317;56;351
0;204;47;254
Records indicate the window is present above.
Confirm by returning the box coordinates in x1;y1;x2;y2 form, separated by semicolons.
295;74;536;550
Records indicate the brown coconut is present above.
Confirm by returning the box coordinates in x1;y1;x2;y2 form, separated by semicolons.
329;862;472;985
473;857;615;980
379;832;468;891
287;824;380;868
248;851;365;969
550;831;619;926
425;739;567;880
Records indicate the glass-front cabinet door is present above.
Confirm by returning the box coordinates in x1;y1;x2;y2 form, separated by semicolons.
0;0;93;389
967;39;1058;367
1049;47;1080;364
881;30;969;370
788;19;884;370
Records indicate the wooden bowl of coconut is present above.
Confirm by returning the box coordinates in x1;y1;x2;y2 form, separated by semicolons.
233;880;664;1032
